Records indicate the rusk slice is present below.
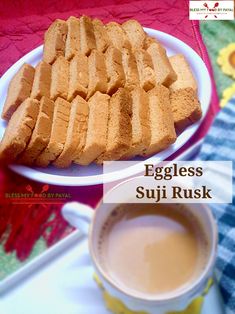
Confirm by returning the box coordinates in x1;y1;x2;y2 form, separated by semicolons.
170;88;202;132
68;53;88;101
36;97;71;167
106;22;131;50
2;64;35;120
76;92;110;166
87;50;107;99
143;85;176;156
96;88;132;163
50;56;69;100
135;49;155;91
122;19;146;50
19;97;54;165
124;88;150;158
0;98;39;163
169;55;200;131
169;54;197;92
144;36;159;49
43;19;68;64
31;61;51;100
80;15;96;56
73;100;89;163
147;42;177;87
65;16;80;60
105;46;125;95
122;48;139;90
54;95;89;168
93;18;110;52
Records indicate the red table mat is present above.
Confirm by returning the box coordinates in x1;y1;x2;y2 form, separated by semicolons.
0;0;219;262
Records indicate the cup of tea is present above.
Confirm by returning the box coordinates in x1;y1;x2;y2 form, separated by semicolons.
62;197;217;314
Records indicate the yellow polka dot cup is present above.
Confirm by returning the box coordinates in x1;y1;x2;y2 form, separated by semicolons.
62;199;217;314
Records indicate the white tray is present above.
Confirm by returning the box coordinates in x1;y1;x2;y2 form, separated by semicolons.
0;27;211;186
0;141;225;314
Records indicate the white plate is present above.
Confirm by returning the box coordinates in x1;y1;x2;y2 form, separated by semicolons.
0;28;211;186
1;232;225;314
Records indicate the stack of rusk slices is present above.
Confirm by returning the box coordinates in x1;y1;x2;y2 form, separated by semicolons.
0;16;201;168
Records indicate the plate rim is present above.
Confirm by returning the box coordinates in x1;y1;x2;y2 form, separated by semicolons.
0;28;212;186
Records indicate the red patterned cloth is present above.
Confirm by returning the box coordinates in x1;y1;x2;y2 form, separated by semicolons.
0;0;219;261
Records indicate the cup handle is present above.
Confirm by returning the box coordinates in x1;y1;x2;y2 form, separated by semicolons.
62;202;94;236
